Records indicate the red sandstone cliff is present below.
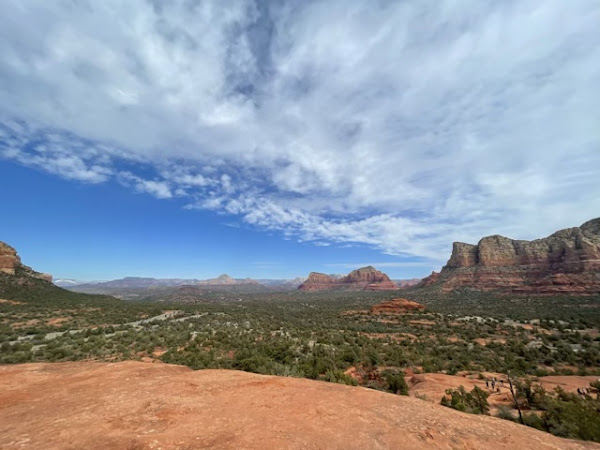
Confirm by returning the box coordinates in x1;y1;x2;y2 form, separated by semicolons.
0;242;20;276
298;266;397;291
419;218;600;294
0;241;52;283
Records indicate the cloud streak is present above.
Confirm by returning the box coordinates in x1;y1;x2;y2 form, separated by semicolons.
1;0;599;265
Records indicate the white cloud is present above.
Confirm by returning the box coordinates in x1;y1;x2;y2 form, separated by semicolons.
119;172;173;199
0;0;599;264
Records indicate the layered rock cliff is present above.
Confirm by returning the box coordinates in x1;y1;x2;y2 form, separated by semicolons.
0;241;52;282
419;218;600;294
0;241;19;276
298;266;397;291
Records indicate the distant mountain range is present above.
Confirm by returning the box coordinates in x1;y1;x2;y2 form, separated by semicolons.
58;274;311;298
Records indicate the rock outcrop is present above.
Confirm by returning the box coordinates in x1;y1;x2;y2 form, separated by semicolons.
371;298;425;315
0;242;19;276
0;361;594;450
0;241;52;282
298;272;340;291
298;266;397;291
419;218;600;294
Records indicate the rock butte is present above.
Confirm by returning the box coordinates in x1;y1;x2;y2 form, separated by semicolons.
299;266;397;291
419;218;600;294
371;298;426;315
0;361;596;450
0;241;52;282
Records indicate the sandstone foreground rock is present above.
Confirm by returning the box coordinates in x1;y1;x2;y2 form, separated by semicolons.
419;218;600;294
298;266;397;291
0;361;596;450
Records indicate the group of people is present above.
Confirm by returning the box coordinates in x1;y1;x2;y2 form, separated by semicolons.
485;377;504;392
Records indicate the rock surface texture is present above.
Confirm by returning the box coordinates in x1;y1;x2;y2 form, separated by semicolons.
0;361;596;450
0;242;19;275
419;218;600;294
0;241;52;282
371;298;426;315
298;266;397;291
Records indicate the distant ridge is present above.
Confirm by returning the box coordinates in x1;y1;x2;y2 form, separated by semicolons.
66;274;309;290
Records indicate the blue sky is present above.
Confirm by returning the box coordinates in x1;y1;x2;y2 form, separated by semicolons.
0;0;599;281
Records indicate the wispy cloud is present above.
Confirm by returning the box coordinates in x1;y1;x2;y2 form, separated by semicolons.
1;0;599;263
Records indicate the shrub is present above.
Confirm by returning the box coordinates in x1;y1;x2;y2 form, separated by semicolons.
441;385;489;415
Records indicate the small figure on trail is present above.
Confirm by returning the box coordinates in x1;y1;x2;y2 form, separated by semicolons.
486;381;489;388
496;387;500;393
491;380;496;389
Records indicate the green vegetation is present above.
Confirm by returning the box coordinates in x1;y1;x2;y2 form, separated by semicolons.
510;381;600;442
441;385;490;414
441;378;600;442
2;274;600;441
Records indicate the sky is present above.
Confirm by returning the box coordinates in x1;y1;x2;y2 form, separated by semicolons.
0;0;599;281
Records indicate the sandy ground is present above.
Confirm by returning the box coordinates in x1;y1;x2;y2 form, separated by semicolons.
0;361;598;450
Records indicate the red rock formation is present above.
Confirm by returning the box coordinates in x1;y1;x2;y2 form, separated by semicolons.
298;266;397;291
419;218;600;294
418;271;440;287
297;272;340;291
0;240;52;282
371;298;425;315
0;242;20;275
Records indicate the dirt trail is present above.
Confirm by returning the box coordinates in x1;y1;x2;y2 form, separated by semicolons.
0;361;597;449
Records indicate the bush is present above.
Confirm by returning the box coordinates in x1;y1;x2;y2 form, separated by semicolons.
441;385;489;415
385;372;409;395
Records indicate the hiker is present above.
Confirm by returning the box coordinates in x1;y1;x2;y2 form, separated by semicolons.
486;381;489;388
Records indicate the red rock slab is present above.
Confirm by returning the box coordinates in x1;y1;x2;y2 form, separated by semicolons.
0;361;598;449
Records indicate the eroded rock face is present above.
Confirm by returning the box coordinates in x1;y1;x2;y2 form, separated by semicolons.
297;272;339;291
0;240;52;282
419;218;600;294
0;242;20;275
298;266;397;291
371;298;425;315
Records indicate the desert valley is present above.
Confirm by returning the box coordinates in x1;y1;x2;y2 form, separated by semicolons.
1;1;599;448
2;219;600;448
